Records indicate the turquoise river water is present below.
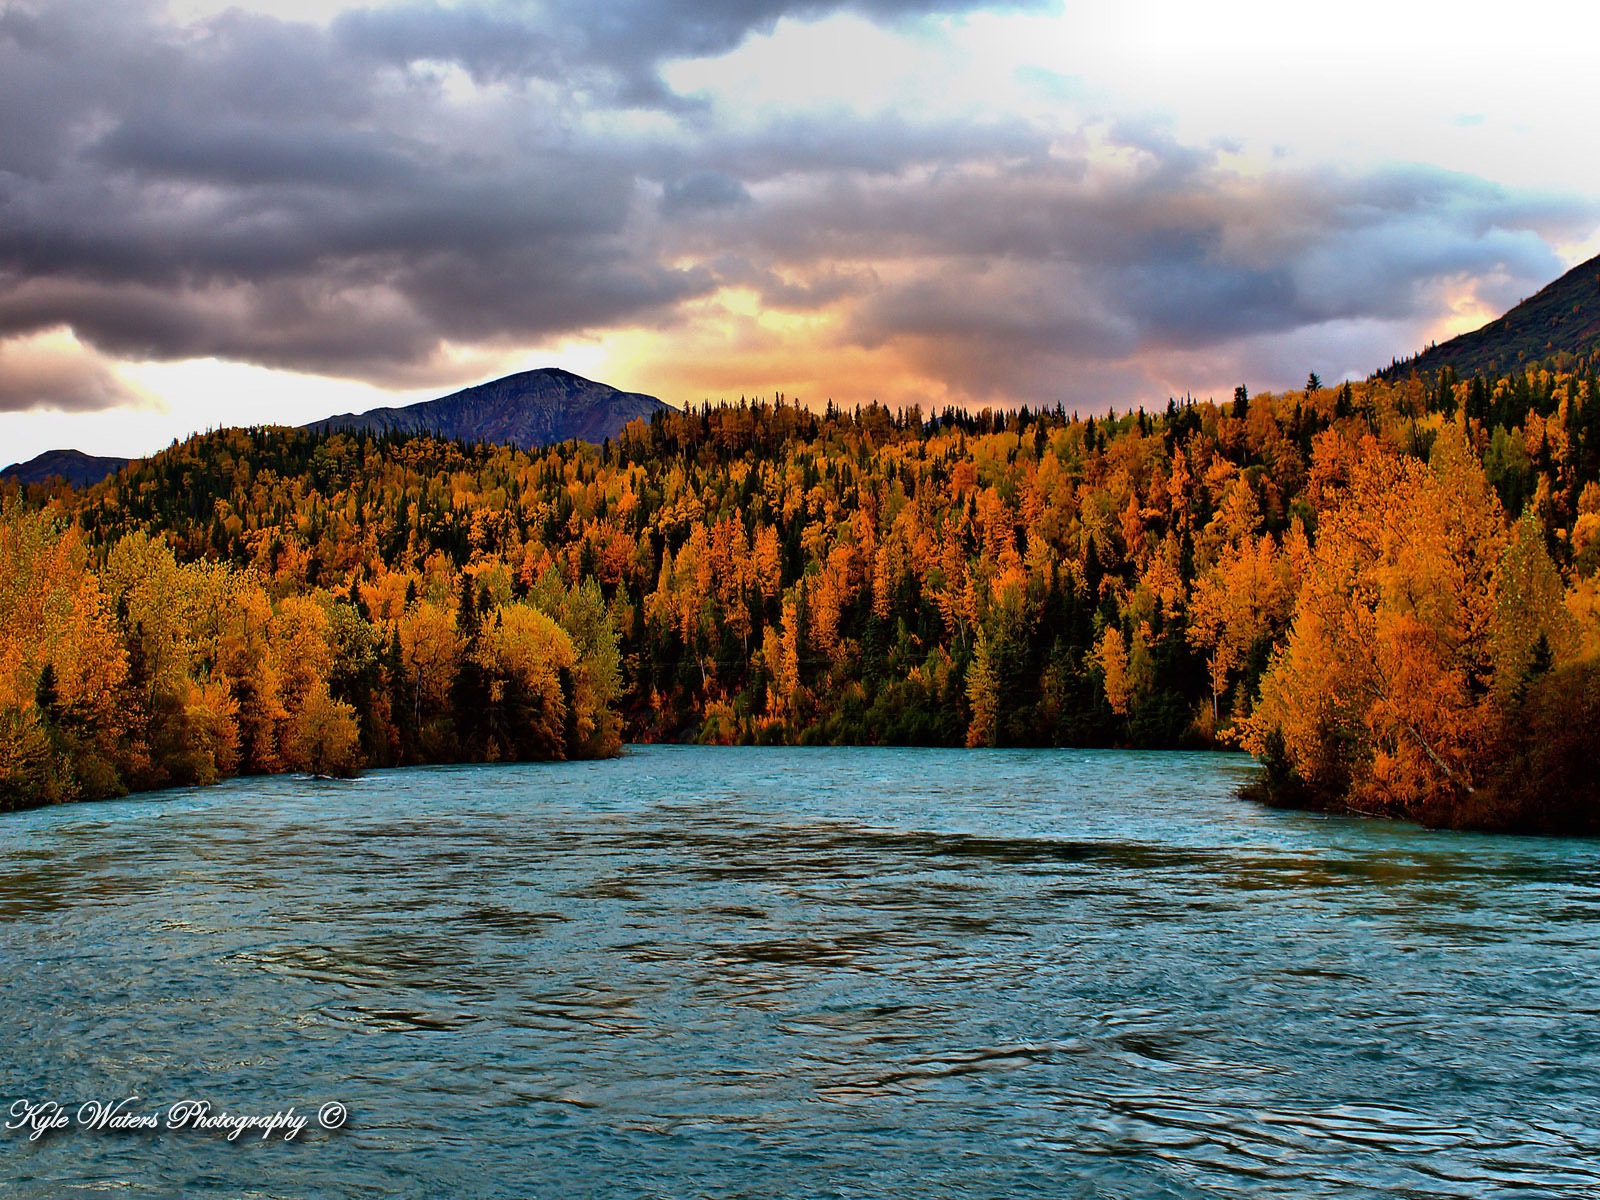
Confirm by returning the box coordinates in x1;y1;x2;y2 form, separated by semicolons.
2;746;1598;1198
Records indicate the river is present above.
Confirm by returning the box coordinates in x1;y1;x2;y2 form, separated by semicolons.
2;746;1598;1197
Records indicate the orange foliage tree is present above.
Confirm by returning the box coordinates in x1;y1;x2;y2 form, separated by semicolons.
1238;425;1577;818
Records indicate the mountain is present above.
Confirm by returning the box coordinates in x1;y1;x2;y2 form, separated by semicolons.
303;368;675;450
1;448;130;488
1383;253;1600;379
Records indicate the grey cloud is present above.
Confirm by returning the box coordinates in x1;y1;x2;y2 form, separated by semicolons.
0;276;442;380
756;147;1582;344
0;0;1057;382
544;0;1055;103
853;265;1134;356
0;0;1593;408
661;171;752;215
93;118;418;191
756;268;872;309
0;335;140;412
0;245;714;385
710;111;1048;179
332;5;565;85
0;1;707;373
334;0;1052;104
775;146;1597;401
703;255;875;307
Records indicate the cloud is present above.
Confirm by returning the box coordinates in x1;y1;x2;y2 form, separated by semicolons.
661;170;753;215
0;0;1594;415
0;0;1051;380
0;329;146;413
330;0;1052;105
726;144;1594;402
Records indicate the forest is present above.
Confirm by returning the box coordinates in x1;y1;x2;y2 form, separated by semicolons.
3;365;1598;829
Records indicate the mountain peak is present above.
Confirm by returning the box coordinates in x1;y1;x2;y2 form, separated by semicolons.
304;368;674;451
0;448;131;489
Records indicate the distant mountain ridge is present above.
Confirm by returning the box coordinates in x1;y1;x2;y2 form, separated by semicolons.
16;257;1595;491
0;448;131;488
1383;252;1600;379
303;367;674;450
3;368;671;490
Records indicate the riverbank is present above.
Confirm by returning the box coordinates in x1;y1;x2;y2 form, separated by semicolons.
1242;658;1600;836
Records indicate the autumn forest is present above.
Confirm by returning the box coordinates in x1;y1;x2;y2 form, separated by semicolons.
3;365;1599;830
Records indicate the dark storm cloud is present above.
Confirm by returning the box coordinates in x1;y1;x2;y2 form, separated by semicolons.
0;0;1593;410
0;0;1059;390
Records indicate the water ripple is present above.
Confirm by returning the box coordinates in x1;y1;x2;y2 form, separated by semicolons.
1;746;1598;1198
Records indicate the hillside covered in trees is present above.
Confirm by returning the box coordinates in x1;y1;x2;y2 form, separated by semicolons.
3;366;1599;829
1380;252;1600;380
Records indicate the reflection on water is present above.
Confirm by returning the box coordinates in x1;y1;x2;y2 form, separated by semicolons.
2;747;1599;1198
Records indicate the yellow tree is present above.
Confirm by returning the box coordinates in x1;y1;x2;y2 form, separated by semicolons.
1095;626;1132;716
1242;428;1507;816
525;575;622;758
1189;524;1302;729
181;677;242;784
284;681;362;777
768;590;804;721
0;504;129;805
102;532;193;710
398;599;464;725
472;603;575;759
753;523;783;601
270;595;334;713
217;578;287;773
965;628;999;747
1489;512;1580;699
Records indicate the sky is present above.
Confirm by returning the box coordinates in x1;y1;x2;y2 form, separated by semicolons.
3;0;1600;466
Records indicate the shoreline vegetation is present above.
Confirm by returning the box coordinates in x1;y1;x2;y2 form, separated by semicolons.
3;365;1598;831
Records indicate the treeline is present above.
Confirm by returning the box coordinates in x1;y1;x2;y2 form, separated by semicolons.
4;366;1599;826
0;508;620;809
